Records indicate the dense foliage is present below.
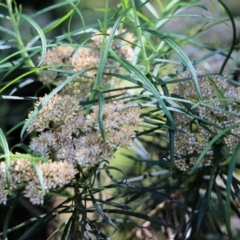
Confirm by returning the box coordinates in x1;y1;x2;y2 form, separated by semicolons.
0;0;240;239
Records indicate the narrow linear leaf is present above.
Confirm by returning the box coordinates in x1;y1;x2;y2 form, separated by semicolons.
0;95;37;101
18;213;56;240
208;77;227;108
100;209;173;227
68;209;77;240
213;182;225;221
95;90;105;140
0;68;38;93
144;29;203;100
191;121;240;173
225;141;240;239
109;52;175;127
94;8;131;88
0;25;16;36
71;37;94;70
0;3;8;8
61;217;72;240
90;192;117;229
18;201;70;240
196;191;208;233
6;121;24;136
29;1;77;18
43;9;73;34
3;190;22;239
20;14;47;67
94;198;132;210
218;0;236;75
0;128;11;185
31;161;45;195
139;0;159;18
209;206;224;235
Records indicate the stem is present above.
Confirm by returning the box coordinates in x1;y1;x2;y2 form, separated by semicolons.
131;0;150;72
6;0;35;68
86;0;109;114
74;184;81;239
103;0;109;33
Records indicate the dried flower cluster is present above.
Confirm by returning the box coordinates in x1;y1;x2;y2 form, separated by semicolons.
0;28;137;206
38;46;75;84
0;94;141;205
27;94;80;132
173;69;240;170
0;28;138;206
0;155;76;205
28;94;142;167
38;28;135;100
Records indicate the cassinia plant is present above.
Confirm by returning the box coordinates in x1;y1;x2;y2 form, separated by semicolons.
0;0;240;239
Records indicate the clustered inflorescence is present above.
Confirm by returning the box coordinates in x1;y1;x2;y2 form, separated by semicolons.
28;94;142;167
0;28;139;205
38;28;135;101
0;155;76;205
173;69;240;170
0;94;141;205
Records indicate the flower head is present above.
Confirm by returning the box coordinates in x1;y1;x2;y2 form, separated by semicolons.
173;69;240;170
0;155;76;205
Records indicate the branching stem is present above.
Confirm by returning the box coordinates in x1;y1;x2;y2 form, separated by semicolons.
6;0;35;68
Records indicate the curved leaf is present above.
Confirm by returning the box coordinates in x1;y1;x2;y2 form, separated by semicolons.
144;29;203;101
20;14;47;67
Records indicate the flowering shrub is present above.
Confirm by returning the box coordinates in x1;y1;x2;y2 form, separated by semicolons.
1;0;240;239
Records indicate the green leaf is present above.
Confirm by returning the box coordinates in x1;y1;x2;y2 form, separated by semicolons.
208;77;227;108
94;7;131;89
29;1;77;18
3;190;22;239
190;121;240;173
95;208;173;227
144;29;203;101
196;191;208;234
43;9;73;34
20;14;47;67
59;219;70;240
95;90;105;141
90;191;118;229
31;161;45;195
225;141;240;239
0;25;16;36
218;0;236;75
109;53;176;127
0;68;39;94
0;128;11;186
94;198;131;210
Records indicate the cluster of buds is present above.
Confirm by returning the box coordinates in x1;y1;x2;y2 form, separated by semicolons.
0;155;76;205
173;69;240;170
0;28;140;205
28;94;142;167
38;28;135;101
0;94;141;205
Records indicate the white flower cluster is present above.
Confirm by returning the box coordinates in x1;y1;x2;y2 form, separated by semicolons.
0;28;138;205
0;93;141;205
173;69;240;170
28;94;142;167
0;156;76;205
38;28;135;101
